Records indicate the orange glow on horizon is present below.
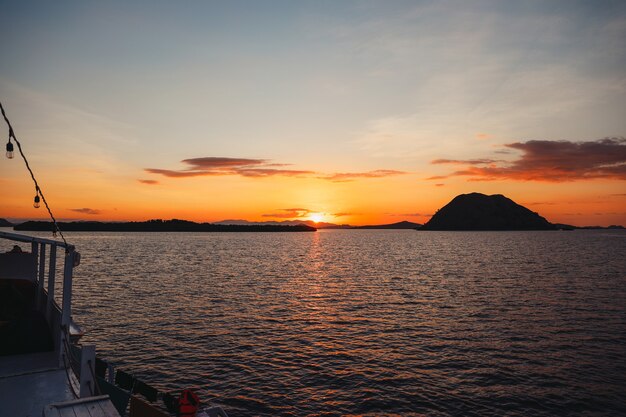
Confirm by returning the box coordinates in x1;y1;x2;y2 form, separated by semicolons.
1;161;625;227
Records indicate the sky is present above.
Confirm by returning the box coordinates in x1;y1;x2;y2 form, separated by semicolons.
1;0;625;226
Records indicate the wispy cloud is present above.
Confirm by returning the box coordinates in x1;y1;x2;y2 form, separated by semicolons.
391;212;430;217
261;208;311;218
146;157;314;179
138;179;159;185
332;212;354;217
144;169;220;178
183;157;266;169
322;169;406;182
431;138;626;182
70;208;102;215
146;157;405;182
431;158;504;165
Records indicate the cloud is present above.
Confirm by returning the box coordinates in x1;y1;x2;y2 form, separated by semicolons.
144;168;221;178
524;201;557;206
431;158;503;165
138;179;159;185
70;208;101;215
388;212;434;218
146;157;404;182
182;157;267;169
322;169;406;182
332;212;354;217
236;168;315;178
262;208;311;218
431;138;626;182
146;157;314;179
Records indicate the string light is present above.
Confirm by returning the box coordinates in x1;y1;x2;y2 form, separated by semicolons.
5;134;13;159
1;100;68;246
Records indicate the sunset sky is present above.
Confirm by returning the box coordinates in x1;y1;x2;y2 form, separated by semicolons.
1;1;625;226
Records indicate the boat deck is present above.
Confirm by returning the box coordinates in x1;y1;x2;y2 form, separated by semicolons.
0;351;75;417
44;395;120;417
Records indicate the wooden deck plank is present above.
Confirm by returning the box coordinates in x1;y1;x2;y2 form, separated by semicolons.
43;406;62;417
43;396;121;417
1;367;75;417
98;400;121;417
58;406;77;417
84;401;107;417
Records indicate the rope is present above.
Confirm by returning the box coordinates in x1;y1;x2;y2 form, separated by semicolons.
60;325;80;399
0;100;68;247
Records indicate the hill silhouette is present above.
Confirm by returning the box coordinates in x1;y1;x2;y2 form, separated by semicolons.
421;193;555;231
354;221;422;229
0;218;13;227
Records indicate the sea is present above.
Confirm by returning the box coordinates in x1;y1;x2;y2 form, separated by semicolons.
8;229;626;416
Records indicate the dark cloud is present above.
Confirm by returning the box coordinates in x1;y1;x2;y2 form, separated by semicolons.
146;157;312;178
70;208;101;215
323;169;406;182
435;183;445;187
431;138;626;182
262;208;311;218
146;157;405;182
182;157;266;169
138;179;159;185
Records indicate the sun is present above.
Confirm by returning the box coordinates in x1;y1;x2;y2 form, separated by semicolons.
309;213;324;223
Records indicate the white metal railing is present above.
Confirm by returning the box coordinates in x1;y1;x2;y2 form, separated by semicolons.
0;230;96;398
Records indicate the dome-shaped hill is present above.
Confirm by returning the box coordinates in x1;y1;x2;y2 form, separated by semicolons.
421;193;555;231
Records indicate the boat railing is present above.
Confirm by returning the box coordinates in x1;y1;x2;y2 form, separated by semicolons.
0;230;97;398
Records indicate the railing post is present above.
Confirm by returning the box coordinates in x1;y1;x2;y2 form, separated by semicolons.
37;243;46;309
59;249;74;366
61;249;74;327
80;345;96;397
31;241;39;282
47;244;57;323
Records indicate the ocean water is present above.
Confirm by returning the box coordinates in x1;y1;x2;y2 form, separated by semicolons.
15;229;626;416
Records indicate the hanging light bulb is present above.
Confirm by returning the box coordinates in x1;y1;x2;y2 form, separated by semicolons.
34;194;41;209
5;140;13;159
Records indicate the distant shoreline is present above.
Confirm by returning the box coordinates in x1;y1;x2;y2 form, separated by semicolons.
13;219;316;232
2;214;623;232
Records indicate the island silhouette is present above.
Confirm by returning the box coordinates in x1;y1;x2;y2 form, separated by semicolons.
0;218;13;227
420;193;555;231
